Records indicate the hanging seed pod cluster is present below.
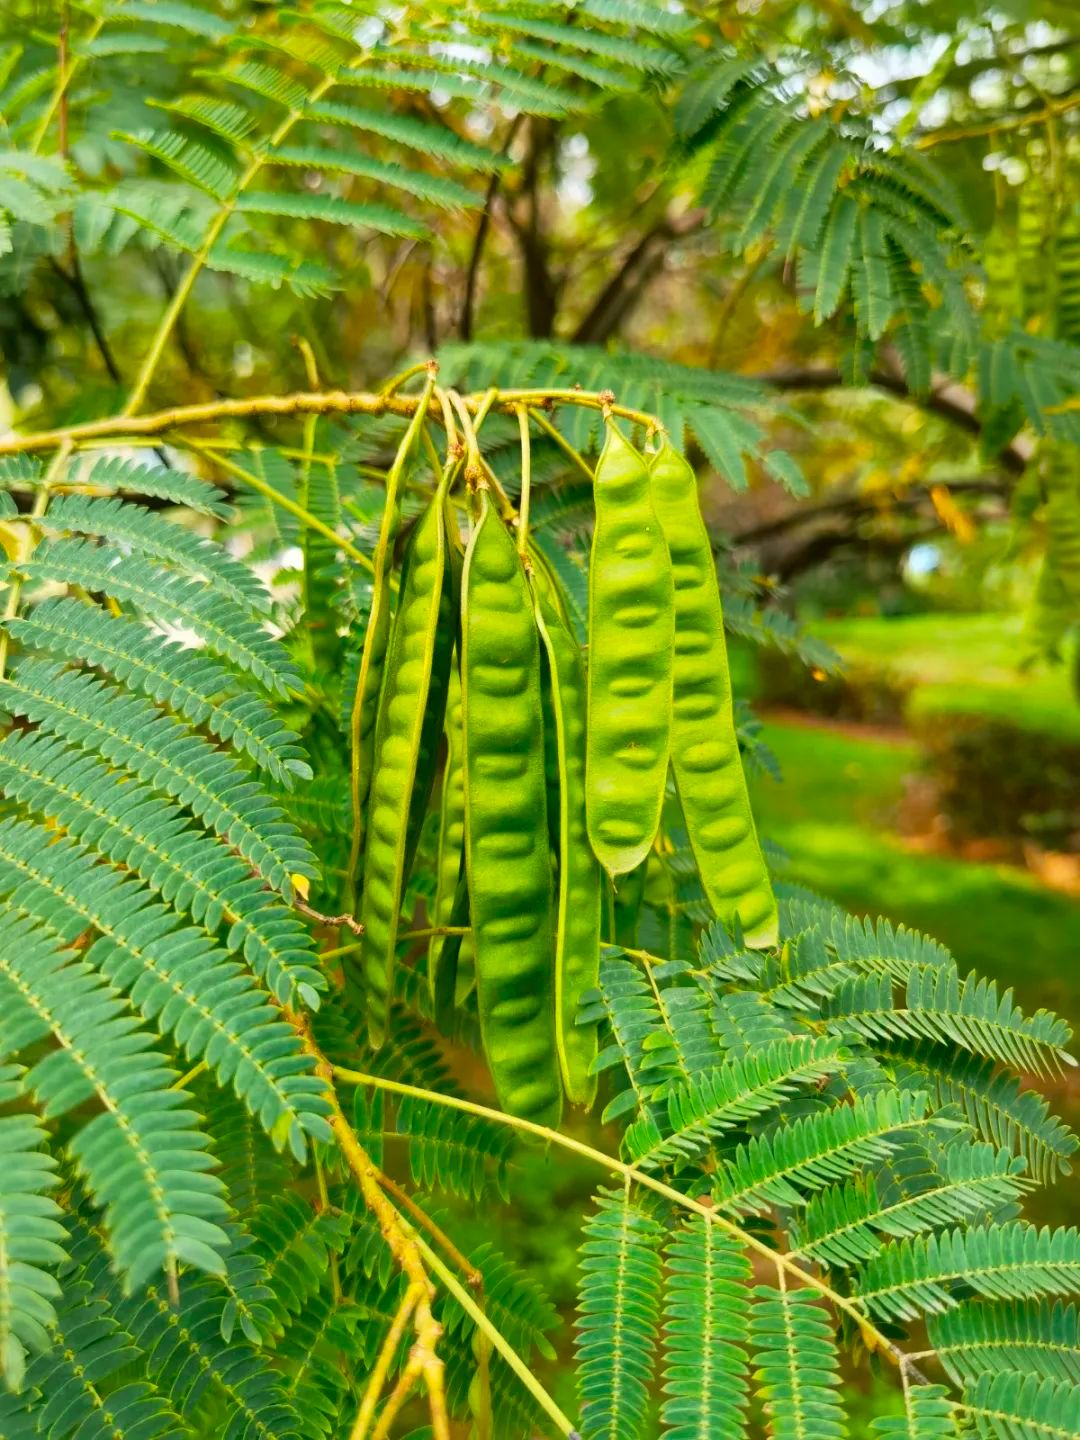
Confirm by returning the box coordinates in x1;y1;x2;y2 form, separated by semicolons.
352;385;777;1124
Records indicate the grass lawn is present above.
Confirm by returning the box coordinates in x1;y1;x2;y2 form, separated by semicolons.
748;719;1080;1028
814;612;1080;741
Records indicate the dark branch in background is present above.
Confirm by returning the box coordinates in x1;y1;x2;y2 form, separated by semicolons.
421;257;438;353
506;118;560;339
48;256;122;385
766;522;944;582
729;475;1008;583
459;114;525;341
730;474;1008;547
572;207;705;344
154;253;201;382
757;363;1033;474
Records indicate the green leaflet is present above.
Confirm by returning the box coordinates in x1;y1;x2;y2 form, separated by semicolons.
0;1073;66;1393
20;538;296;697
711;1090;936;1216
0;728;324;1007
624;1035;849;1169
853;1224;1080;1323
930;1300;1080;1387
661;1219;750;1440
6;599;310;786
871;1384;959;1440
0;914;230;1291
0;818;331;1161
964;1370;1080;1440
576;1189;663;1440
791;1142;1031;1268
42;494;270;612
750;1285;846;1440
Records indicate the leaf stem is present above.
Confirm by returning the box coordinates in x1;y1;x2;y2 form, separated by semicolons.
330;1065;914;1373
527;407;596;482
0;387;660;458
350;1280;423;1440
374;1169;482;1285
184;442;375;573
407;1227;578;1439
516;405;532;556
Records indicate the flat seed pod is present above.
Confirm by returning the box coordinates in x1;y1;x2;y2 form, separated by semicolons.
585;420;675;877
649;440;777;947
534;579;601;1107
361;495;452;1045
462;492;561;1125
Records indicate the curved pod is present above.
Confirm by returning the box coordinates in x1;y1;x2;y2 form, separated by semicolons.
361;496;453;1044
586;421;674;876
649;440;777;947
534;581;601;1107
462;494;561;1125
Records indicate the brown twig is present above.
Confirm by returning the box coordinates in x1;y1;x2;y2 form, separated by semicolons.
301;1024;450;1440
350;1280;424;1440
294;900;365;937
460;114;525;340
375;1171;483;1288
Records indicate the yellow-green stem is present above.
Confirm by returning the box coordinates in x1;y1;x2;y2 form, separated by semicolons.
350;1281;422;1440
0;442;67;678
527;407;596;482
331;1065;909;1370
407;1228;578;1439
122;71;338;416
516;405;532;557
185;441;375;572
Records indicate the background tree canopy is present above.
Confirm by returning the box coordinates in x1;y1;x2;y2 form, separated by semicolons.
0;3;1078;1439
3;0;1079;619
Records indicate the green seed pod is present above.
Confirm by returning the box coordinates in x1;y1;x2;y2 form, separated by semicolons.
462;492;561;1125
534;580;601;1107
361;494;453;1045
429;662;466;1026
346;390;432;895
649;439;777;947
586;419;675;877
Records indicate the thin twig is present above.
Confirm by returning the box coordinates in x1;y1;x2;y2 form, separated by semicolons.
295;900;365;937
331;1065;925;1380
0;388;664;458
527;407;595;482
184;442;375;574
375;1171;482;1286
460;114;525;340
915;90;1080;148
516;405;531;556
398;924;470;942
370;1355;423;1440
350;1281;423;1440
409;1227;578;1438
301;1033;450;1439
